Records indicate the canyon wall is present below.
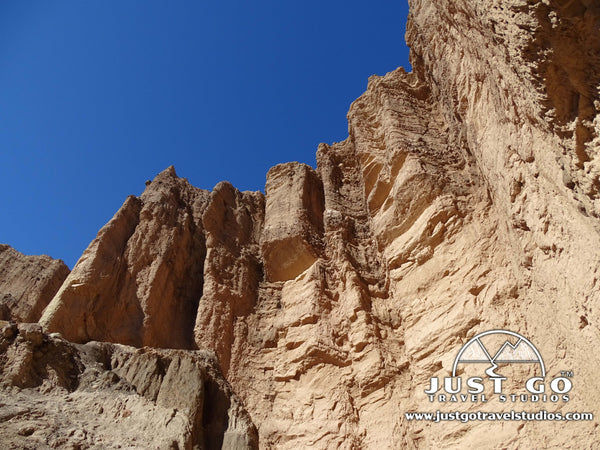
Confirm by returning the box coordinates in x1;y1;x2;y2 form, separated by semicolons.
3;0;600;448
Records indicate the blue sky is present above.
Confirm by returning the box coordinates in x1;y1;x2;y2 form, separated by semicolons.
0;1;410;268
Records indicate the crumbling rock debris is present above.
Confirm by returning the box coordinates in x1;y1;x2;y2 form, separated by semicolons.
0;323;258;449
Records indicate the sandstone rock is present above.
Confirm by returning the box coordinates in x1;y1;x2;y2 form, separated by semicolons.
16;322;43;346
17;0;600;448
40;166;211;349
194;181;264;375
0;327;258;449
261;162;324;282
1;321;16;338
0;244;69;322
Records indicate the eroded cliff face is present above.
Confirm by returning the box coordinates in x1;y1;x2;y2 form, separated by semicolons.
5;0;600;448
40;166;210;349
0;244;69;323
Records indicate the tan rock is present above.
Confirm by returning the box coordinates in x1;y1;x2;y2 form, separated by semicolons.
0;244;69;322
40;166;211;348
16;322;44;346
14;0;600;448
261;162;325;282
194;181;264;375
0;327;258;449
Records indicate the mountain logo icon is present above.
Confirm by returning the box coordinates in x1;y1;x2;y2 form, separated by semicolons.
452;330;545;378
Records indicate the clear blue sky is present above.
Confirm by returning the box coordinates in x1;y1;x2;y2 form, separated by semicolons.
0;1;410;268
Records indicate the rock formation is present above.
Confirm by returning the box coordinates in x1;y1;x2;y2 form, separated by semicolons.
3;0;600;448
0;321;257;449
0;244;69;323
39;167;211;349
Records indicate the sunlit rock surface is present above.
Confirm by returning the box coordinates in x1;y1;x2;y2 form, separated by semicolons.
3;0;600;448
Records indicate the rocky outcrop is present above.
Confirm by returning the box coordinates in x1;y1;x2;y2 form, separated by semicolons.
0;321;258;449
0;244;69;323
194;181;264;375
40;166;210;349
7;0;600;448
261;162;324;282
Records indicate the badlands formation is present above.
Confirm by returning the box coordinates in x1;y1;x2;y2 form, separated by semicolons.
2;0;600;448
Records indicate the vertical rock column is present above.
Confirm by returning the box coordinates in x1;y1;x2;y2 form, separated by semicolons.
194;181;264;374
260;162;325;282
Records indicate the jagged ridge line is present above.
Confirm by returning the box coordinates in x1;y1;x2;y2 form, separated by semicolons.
458;338;540;364
491;338;539;362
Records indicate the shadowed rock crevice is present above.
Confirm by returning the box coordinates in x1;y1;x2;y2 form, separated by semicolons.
202;378;230;449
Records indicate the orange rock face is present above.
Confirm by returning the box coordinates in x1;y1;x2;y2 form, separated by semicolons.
4;0;600;448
